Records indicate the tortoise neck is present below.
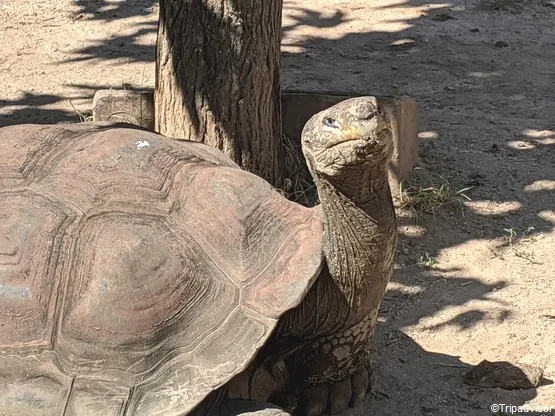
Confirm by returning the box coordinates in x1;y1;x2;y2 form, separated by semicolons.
313;164;397;312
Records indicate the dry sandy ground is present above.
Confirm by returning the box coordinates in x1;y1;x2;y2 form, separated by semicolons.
1;0;554;415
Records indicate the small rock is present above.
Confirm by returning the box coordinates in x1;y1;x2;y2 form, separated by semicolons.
431;12;457;21
389;38;417;50
470;28;480;33
391;65;399;70
494;41;509;48
421;404;439;413
464;360;544;390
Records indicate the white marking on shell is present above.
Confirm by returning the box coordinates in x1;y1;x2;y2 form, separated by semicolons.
135;140;150;149
0;284;30;298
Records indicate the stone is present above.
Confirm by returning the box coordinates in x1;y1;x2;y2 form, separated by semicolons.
92;90;154;130
464;360;544;390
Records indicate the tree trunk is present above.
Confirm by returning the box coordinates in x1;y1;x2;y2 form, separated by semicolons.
155;0;284;186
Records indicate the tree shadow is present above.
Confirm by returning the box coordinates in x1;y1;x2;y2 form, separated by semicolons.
343;325;554;415
282;6;352;33
72;0;156;21
0;92;83;126
66;1;158;63
1;0;554;413
62;25;157;63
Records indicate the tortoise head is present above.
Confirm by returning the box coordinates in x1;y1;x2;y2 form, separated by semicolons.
301;96;393;178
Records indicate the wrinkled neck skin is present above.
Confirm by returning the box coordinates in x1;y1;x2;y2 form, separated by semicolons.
312;163;397;317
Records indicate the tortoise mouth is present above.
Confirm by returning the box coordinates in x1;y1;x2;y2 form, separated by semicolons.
325;125;391;149
325;136;362;149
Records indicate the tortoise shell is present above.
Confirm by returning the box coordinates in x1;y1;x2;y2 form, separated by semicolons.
0;123;323;415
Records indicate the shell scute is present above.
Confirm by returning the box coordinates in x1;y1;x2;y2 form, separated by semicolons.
0;191;77;349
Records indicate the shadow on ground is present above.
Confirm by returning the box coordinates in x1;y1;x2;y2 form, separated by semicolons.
0;92;79;125
1;0;554;414
355;325;554;415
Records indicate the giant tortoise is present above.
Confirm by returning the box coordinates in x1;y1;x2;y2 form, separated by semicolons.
0;97;397;415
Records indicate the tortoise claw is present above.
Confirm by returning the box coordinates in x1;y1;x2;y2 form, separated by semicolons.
349;367;370;408
298;383;328;416
329;377;352;413
366;364;373;394
296;367;370;415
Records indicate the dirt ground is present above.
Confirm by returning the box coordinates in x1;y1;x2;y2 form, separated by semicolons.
1;0;554;415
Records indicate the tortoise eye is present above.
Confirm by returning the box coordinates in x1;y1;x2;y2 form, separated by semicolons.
323;117;340;129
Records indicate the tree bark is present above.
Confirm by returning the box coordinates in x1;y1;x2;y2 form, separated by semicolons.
155;0;284;186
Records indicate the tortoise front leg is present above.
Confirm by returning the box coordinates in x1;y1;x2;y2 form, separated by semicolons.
274;272;381;415
296;367;371;416
291;310;377;415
